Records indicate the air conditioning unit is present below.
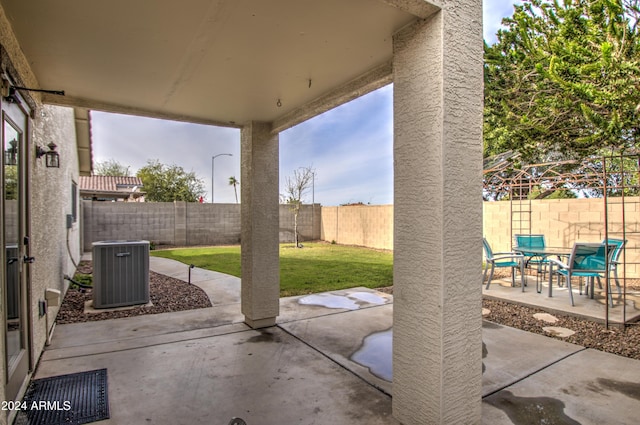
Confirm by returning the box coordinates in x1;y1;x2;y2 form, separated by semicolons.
92;240;150;309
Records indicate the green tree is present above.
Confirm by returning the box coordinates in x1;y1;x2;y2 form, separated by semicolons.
484;0;640;162
4;164;17;200
94;159;131;176
528;184;578;199
283;166;315;248
577;153;640;196
136;160;205;202
228;176;239;203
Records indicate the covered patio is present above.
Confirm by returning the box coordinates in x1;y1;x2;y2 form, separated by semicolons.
1;1;483;423
29;257;640;425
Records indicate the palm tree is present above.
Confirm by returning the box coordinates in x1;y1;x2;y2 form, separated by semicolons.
229;176;239;203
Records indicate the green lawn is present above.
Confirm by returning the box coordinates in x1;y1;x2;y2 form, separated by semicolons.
151;242;393;297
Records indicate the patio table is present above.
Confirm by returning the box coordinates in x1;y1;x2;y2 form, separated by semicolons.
546;243;617;307
513;246;571;294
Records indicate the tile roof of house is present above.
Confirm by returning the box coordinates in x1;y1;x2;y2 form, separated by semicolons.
78;176;143;194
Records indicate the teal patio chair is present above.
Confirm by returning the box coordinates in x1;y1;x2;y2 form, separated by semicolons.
514;234;549;278
483;237;525;290
548;243;616;306
586;239;626;305
602;238;626;295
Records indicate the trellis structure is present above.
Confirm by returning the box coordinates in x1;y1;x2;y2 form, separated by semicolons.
483;151;640;328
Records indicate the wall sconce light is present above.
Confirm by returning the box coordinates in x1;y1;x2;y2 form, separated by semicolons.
4;139;17;166
35;142;60;168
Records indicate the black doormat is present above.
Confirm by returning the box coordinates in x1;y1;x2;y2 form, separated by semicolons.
14;368;109;425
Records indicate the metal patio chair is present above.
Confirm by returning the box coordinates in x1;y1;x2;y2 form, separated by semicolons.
585;239;627;305
514;234;549;278
548;242;616;306
602;238;626;295
483;237;525;290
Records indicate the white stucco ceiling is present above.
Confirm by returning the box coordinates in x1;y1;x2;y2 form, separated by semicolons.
1;0;432;129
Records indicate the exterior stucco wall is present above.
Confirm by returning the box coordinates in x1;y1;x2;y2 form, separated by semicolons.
392;1;484;422
240;122;280;328
30;105;80;367
1;7;80;418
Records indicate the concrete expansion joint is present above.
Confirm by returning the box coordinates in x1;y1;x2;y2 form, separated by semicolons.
482;347;589;400
42;324;255;361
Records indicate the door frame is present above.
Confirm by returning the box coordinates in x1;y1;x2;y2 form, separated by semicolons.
2;84;33;402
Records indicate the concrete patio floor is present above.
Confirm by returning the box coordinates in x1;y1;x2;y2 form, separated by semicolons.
31;258;640;425
483;273;640;325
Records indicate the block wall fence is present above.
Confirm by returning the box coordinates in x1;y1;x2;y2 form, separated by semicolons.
483;197;640;278
82;198;640;277
320;205;394;250
82;201;321;251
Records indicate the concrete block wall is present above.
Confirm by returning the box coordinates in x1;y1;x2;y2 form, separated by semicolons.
483;197;640;278
186;203;241;245
482;201;511;250
174;202;187;246
83;201;176;250
321;204;393;250
83;201;321;249
320;199;639;277
279;204;321;243
83;198;640;277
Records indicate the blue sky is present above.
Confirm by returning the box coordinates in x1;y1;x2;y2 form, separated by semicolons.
92;1;519;205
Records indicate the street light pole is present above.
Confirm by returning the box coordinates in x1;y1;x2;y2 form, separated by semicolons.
311;171;315;240
211;153;232;203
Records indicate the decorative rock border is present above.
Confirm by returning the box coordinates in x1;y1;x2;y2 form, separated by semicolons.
533;312;559;324
543;326;576;338
533;312;576;337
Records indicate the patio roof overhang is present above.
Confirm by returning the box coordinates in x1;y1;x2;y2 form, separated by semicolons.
1;2;486;422
0;0;436;131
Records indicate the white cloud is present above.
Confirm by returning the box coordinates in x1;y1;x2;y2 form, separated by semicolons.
279;85;393;206
91;111;241;203
484;0;521;44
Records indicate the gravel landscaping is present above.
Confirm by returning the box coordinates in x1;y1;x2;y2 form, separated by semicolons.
483;298;640;360
479;270;640;360
56;262;212;324
57;261;639;361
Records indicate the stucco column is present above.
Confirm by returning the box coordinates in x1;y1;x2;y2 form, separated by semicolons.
392;4;483;424
240;122;280;328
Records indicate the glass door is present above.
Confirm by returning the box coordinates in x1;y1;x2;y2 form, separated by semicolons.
3;98;30;402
